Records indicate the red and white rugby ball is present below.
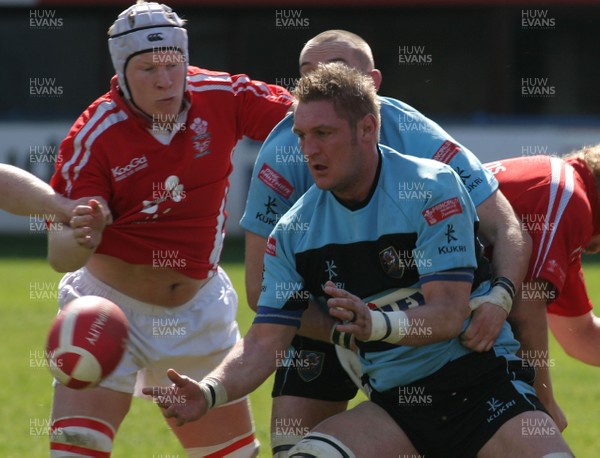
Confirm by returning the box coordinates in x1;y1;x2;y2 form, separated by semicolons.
46;295;129;390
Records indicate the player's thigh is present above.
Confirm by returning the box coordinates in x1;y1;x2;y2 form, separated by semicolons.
52;384;132;430
312;401;418;456
478;411;572;457
272;395;348;432
271;336;358;408
165;397;255;448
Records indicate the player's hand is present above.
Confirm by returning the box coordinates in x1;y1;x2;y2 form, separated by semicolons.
71;196;113;224
69;198;111;249
142;369;208;427
460;302;507;352
324;281;372;342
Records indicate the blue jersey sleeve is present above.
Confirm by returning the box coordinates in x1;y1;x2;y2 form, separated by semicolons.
254;215;311;327
379;97;498;208
408;164;479;278
240;114;314;238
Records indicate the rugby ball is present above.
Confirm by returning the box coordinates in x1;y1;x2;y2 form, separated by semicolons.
45;295;129;390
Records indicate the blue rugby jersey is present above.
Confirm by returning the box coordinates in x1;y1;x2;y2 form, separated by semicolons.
240;96;498;238
254;146;520;390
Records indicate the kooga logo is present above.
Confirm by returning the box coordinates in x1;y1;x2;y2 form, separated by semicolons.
112;155;149;181
147;33;163;42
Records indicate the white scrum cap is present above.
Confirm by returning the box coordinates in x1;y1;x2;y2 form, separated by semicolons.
108;1;188;100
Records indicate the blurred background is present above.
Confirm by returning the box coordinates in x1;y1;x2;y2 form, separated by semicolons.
2;0;600;239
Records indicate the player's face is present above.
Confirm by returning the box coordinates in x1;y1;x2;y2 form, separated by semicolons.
125;51;186;118
293;100;375;204
299;41;368;76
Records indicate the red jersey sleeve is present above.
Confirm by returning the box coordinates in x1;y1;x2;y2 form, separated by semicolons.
229;73;293;141
51;99;114;203
547;259;593;317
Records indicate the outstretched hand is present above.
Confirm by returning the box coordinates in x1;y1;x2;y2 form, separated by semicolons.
69;198;111;249
142;369;208;427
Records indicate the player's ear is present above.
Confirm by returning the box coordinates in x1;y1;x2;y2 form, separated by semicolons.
369;69;382;91
358;113;378;141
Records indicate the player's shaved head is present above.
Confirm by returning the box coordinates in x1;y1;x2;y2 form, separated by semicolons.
300;30;375;74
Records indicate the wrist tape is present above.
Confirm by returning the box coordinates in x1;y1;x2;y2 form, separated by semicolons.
368;309;410;343
198;376;228;409
469;277;515;315
330;323;353;349
493;276;516;300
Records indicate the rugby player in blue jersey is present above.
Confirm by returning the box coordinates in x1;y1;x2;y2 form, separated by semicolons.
239;30;551;454
146;63;572;458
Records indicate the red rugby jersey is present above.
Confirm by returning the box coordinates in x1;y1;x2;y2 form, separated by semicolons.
51;66;292;279
485;155;600;317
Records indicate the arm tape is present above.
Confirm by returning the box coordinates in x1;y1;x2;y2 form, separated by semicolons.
198;376;228;409
330;323;353;349
368;309;409;343
493;276;516;301
469;284;513;314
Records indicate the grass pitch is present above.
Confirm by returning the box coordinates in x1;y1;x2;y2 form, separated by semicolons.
0;247;598;457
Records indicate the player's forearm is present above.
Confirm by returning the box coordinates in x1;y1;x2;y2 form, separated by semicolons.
387;300;470;346
209;323;294;402
395;280;472;346
0;165;70;221
47;226;96;272
477;190;531;288
331;281;472;347
46;194;72;222
490;222;531;294
508;292;556;403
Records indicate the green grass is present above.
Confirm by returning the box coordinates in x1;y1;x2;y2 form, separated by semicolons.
0;248;598;457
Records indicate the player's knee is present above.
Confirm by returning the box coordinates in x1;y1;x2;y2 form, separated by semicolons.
50;416;115;457
288;432;355;458
186;432;259;458
271;432;305;457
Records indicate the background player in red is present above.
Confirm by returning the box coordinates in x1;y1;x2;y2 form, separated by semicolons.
484;145;600;431
47;1;292;456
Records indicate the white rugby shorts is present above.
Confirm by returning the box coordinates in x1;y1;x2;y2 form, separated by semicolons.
56;266;240;396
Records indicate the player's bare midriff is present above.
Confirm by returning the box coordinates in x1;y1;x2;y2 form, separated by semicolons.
87;254;209;307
